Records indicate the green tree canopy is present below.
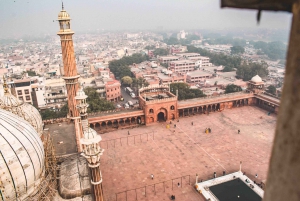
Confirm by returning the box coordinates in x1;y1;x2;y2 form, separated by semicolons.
251;41;287;60
170;83;206;100
133;77;149;88
187;45;242;72
163;37;179;45
230;46;245;54
121;76;133;86
84;87;115;113
109;53;148;79
225;84;242;94
26;70;37;76
40;104;68;120
153;48;168;56
236;62;269;81
266;85;277;95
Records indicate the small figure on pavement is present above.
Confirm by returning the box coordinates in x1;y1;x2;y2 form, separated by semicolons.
128;131;130;135
151;174;154;180
238;130;240;134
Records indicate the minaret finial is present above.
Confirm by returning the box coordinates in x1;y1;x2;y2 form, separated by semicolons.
62;1;64;10
3;75;9;94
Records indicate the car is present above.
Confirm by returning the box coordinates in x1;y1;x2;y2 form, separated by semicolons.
116;104;122;108
124;103;129;109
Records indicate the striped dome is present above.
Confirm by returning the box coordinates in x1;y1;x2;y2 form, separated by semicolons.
0;108;44;200
0;93;43;137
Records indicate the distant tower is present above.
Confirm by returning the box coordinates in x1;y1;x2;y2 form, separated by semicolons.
57;4;83;151
76;86;105;201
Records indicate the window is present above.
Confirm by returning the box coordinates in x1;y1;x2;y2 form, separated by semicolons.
19;97;23;101
24;89;29;94
17;90;22;95
26;96;30;101
107;90;109;92
170;105;175;110
149;109;154;113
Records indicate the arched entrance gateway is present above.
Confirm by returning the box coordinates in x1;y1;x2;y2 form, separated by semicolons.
157;112;165;122
156;108;167;122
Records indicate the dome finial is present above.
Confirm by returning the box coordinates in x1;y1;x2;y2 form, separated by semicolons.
3;75;9;94
62;1;64;10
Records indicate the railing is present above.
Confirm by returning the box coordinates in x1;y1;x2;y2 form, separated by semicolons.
100;131;155;149
145;96;177;104
179;91;250;102
115;175;191;201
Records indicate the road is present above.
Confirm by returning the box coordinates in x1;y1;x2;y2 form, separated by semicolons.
115;87;139;107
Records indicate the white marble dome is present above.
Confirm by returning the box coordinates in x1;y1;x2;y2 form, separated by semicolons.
81;128;102;145
251;75;263;83
0;108;44;200
58;9;70;20
0;93;43;137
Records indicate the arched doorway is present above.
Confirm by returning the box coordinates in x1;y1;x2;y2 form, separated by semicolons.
157;112;165;122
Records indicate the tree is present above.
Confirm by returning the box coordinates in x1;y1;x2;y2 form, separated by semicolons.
153;48;168;56
84;87;115;113
26;70;37;76
163;37;179;45
170;83;206;100
252;40;287;60
121;76;133;86
109;53;148;79
133;77;149;88
266;85;277;95
40;103;68;120
236;62;269;81
230;46;245;54
225;84;242;94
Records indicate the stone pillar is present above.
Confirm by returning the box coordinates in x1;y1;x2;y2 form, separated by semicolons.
90;164;104;201
263;2;300;201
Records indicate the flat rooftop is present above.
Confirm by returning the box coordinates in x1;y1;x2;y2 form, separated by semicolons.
100;106;276;200
45;122;77;155
170;60;195;64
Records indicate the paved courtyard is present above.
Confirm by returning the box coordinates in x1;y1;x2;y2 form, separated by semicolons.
99;106;277;201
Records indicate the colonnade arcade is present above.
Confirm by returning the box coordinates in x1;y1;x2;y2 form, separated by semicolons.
89;115;144;131
256;98;277;113
178;98;250;117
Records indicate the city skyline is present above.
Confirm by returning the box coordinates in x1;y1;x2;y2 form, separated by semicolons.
0;0;292;38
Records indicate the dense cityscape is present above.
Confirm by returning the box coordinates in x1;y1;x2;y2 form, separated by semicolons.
0;1;299;201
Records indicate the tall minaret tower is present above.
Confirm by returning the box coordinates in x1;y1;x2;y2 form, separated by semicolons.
57;4;83;152
76;86;105;201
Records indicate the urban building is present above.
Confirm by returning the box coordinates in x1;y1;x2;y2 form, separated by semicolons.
169;60;196;73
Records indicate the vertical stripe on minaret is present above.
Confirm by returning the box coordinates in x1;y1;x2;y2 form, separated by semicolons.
57;5;83;152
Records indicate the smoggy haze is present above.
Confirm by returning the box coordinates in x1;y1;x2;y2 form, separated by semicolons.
0;0;292;38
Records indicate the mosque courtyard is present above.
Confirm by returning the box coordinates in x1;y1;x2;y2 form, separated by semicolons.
99;106;277;201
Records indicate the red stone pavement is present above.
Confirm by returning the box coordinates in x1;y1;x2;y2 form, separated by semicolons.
99;106;277;201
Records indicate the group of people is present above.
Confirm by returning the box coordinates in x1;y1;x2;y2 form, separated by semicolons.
205;128;212;134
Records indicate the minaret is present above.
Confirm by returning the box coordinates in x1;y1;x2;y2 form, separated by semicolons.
57;4;83;152
76;86;105;201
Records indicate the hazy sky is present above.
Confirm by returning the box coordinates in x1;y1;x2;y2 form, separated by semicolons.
0;0;292;38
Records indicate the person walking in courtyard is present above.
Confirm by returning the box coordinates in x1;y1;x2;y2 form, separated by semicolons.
177;182;180;187
238;130;240;134
214;172;216;178
128;131;130;135
191;121;193;126
151;174;154;180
